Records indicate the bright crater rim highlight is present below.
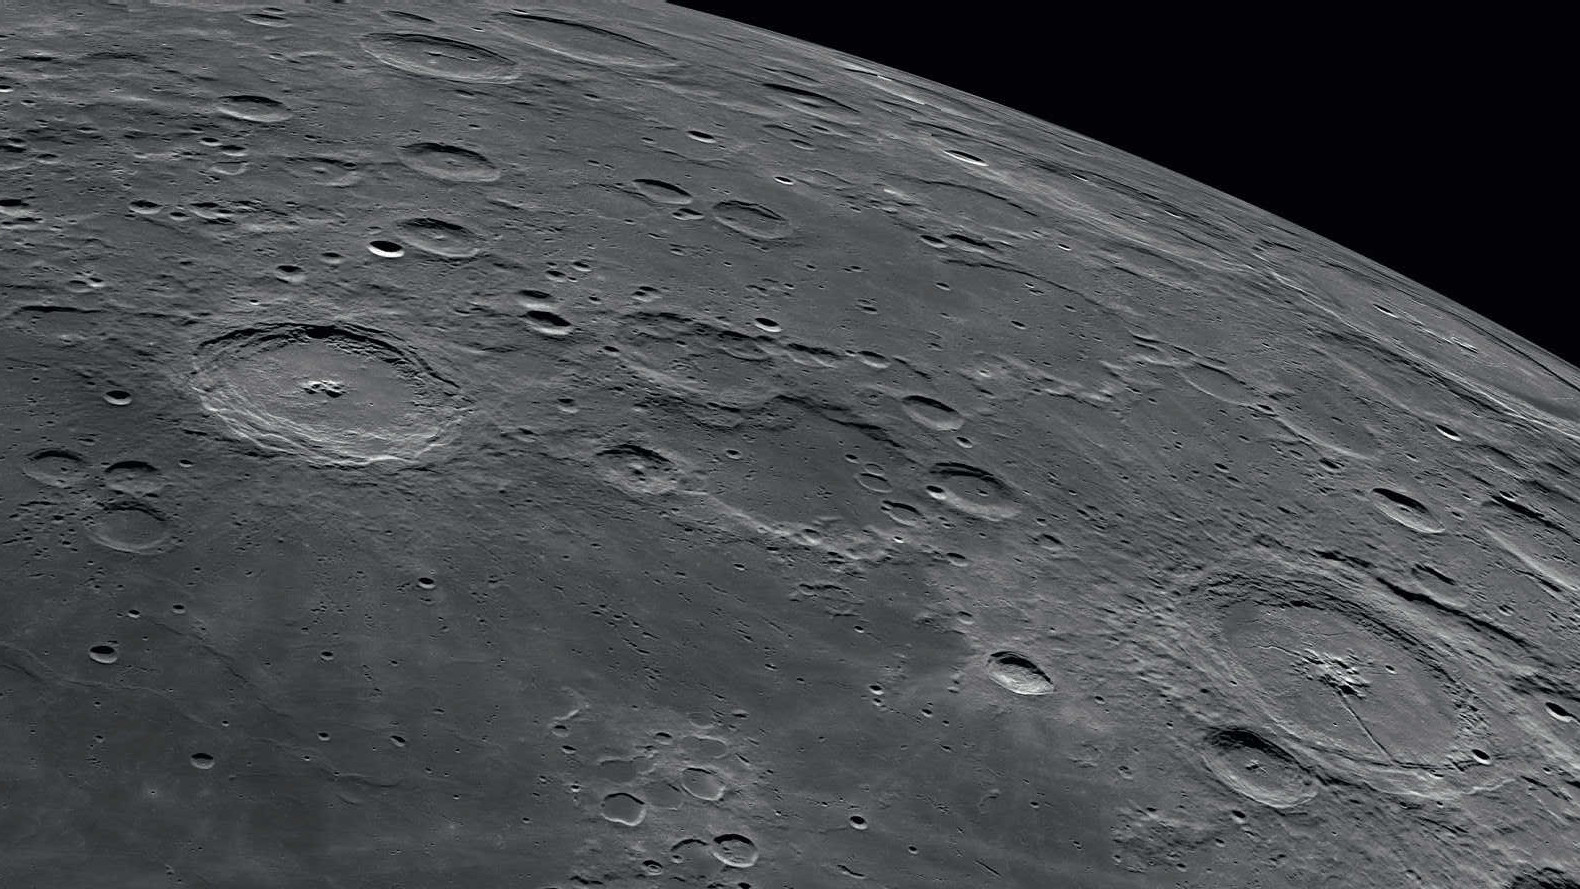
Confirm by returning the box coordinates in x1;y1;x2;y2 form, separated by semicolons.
189;322;469;466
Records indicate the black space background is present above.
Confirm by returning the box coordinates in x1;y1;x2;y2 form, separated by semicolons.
667;5;1571;367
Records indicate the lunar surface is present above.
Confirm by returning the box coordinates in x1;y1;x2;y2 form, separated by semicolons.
2;2;1577;887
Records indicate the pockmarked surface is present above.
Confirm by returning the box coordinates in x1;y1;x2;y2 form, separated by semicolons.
2;2;1577;887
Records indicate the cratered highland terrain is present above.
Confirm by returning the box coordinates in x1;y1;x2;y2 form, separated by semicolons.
1;2;1578;888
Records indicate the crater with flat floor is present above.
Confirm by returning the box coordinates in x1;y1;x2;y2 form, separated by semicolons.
899;394;964;430
22;448;89;487
1200;725;1320;809
711;200;792;240
394;216;485;258
680;767;726;801
394;142;500;182
1165;557;1489;791
924;462;1020;519
599;792;646;826
360;32;519;83
84;500;174;554
1368;486;1445;533
189;323;468;466
492;11;677;68
215;95;292;123
631;178;693;205
593;443;681;495
105;460;165;496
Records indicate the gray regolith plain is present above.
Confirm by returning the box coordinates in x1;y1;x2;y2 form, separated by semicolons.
2;2;1578;887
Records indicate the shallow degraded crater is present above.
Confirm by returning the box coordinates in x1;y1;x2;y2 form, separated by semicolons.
360;32;519;83
394;142;501;182
924;462;1021;519
1179;362;1262;406
215;95;292;123
190;323;468;466
1368;487;1445;533
899;394;964;430
492;10;677;68
680;767;726;801
711;200;793;240
279;154;363;188
1200;726;1320;809
105;460;165;496
394;216;485;258
761;82;862;119
84;499;174;554
631;178;693;205
593;443;681;495
22;448;89;487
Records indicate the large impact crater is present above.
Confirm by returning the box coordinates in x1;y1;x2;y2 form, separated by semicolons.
189;323;469;466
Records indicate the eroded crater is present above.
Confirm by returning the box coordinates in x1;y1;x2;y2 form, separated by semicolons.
1369;487;1445;533
394;142;500;183
1201;726;1320;808
360;32;519;83
492;11;677;68
22;448;89;487
711;200;792;240
924;462;1020;519
84;499;175;554
593;443;681;495
395;216;485;258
